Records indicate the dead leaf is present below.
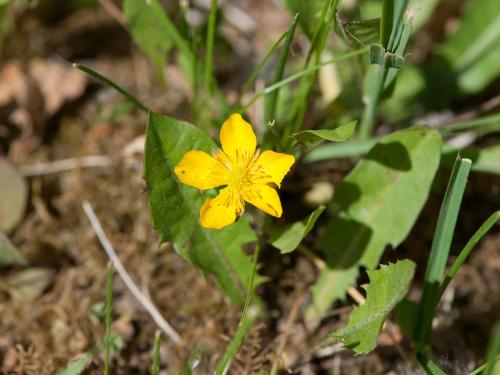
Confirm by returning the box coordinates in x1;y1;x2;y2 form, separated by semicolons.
0;157;27;233
28;58;87;116
4;267;54;300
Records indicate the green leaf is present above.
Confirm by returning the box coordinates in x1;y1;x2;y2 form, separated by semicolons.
0;231;27;267
414;157;472;347
380;0;409;51
292;121;357;148
270;206;325;254
394;298;419;339
0;158;27;233
282;0;322;39
485;324;500;375
305;126;442;327
439;0;500;93
333;260;416;354
123;0;192;80
144;112;258;304
57;353;94;375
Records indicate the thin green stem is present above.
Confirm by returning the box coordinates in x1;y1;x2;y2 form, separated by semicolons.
441;113;500;134
151;331;161;375
213;244;262;375
204;0;218;100
359;63;388;140
416;351;447;375
73;63;149;113
240;48;368;113
438;211;500;300
237;31;288;106
264;13;299;125
288;0;340;142
104;262;113;375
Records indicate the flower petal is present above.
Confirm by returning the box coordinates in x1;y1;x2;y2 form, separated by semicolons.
242;184;283;218
174;150;229;190
200;187;244;229
219;114;257;164
255;150;295;187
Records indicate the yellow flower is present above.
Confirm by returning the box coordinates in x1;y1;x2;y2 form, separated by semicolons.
174;114;295;230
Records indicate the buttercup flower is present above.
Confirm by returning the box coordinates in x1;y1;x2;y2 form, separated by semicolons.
174;114;295;230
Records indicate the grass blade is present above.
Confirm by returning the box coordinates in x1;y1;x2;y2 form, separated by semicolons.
240;48;368;112
414;156;472;348
441;112;500;134
204;0;218;101
151;331;161;375
485;323;500;375
104;262;114;375
73;63;149;113
416;351;447;375
238;31;287;104
438;211;500;299
264;13;299;125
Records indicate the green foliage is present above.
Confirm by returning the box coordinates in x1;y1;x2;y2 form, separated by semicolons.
333;260;415;354
439;0;500;94
282;0;322;39
104;264;113;375
414;157;472;347
151;331;161;375
439;211;500;299
305;126;442;327
0;231;26;267
264;13;299;125
359;0;413;139
123;0;192;80
292;121;357;149
57;353;94;375
270;206;325;254
485;324;500;375
144;112;258;304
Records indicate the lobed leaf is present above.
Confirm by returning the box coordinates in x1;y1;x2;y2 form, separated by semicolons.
144;112;258;304
333;260;416;354
305;126;442;327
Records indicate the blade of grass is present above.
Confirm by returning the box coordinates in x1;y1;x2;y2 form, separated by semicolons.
237;31;288;105
104;262;113;375
470;356;500;375
438;211;500;299
287;0;340;143
485;324;500;375
414;157;472;348
264;13;299;125
151;331;161;375
416;351;447;375
441;113;500;134
240;47;368;112
73;63;149;113
204;0;218;102
213;244;262;375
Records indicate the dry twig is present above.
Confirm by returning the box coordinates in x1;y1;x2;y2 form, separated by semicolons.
82;201;183;345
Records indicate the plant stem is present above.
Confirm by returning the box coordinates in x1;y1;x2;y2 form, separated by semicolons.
73;63;149;113
104;262;113;375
